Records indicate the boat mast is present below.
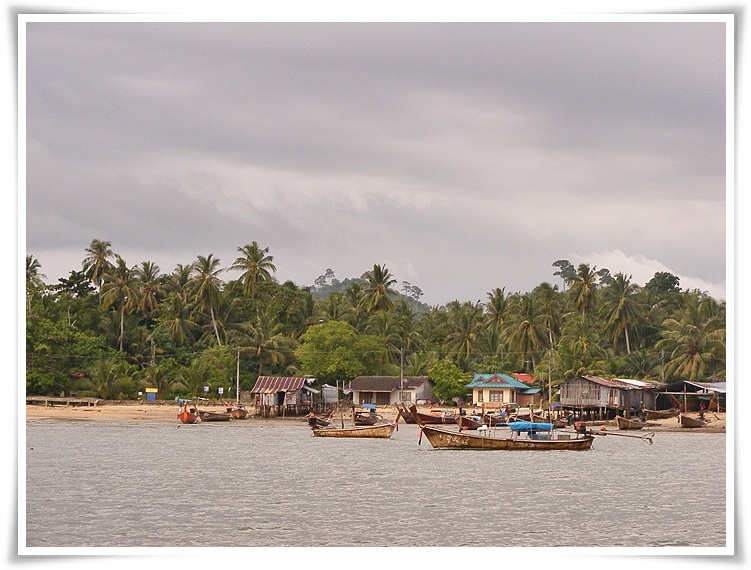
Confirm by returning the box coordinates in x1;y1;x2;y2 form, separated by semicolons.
236;348;241;405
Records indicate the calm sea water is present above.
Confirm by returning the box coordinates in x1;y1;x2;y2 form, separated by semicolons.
24;418;727;549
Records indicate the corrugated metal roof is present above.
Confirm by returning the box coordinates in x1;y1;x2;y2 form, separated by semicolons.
251;376;314;394
581;376;663;390
349;376;430;391
685;381;726;393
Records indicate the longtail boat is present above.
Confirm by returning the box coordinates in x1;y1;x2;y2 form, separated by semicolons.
306;409;336;429
531;413;567;429
456;415;485;430
311;422;397;439
197;409;232;422
644;408;680;420
615;415;658;430
678;413;705;428
406;406;459;425
409;405;593;451
177;402;198;424
395;402;417;424
230;405;248;420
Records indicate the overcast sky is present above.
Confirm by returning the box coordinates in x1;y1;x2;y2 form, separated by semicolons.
22;15;729;305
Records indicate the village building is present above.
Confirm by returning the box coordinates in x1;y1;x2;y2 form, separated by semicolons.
558;375;665;420
348;376;435;406
465;373;542;408
655;379;726;412
249;376;319;417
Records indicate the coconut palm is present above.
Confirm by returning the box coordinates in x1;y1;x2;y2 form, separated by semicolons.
229;242;277;298
100;256;138;351
82;239;114;292
133;260;163;328
153;294;199;345
188;254;224;346
361;264;397;313
231;312;290;376
445;301;484;370
81;358;131;400
26;255;46;313
568;263;598;316
504;294;548;373
599;272;644;354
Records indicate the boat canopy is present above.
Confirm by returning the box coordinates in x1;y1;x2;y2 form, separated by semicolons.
508;421;553;432
361;403;377;410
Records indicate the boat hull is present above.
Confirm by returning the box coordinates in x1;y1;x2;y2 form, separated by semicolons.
177;403;198;424
198;410;232;422
645;409;679;420
312;423;397;438
230;407;248;420
678;414;705;428
615;416;655;430
419;425;593;450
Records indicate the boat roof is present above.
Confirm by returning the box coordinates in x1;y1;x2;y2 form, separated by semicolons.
684;381;727;393
508;421;553;432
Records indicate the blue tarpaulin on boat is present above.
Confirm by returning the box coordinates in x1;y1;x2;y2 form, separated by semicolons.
508;421;553;432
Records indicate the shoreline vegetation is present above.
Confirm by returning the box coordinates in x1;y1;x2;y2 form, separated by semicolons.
24;402;726;433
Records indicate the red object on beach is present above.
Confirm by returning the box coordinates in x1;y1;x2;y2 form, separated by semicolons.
177;402;198;424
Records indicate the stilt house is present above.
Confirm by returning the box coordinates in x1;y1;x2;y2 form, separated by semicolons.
250;376;319;417
558;375;664;420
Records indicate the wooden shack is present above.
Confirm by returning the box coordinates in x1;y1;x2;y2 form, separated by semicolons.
558;375;664;420
655;380;726;412
250;376;319;417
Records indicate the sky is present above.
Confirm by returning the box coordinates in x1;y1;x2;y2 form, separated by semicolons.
20;9;731;307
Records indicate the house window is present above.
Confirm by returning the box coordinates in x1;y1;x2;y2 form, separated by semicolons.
489;390;503;402
400;391;412;402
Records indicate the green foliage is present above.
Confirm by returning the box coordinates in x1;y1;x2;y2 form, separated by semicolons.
429;359;472;403
295;320;390;384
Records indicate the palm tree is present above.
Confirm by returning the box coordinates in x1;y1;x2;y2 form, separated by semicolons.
153;294;199;345
188;254;224;346
229;242;277;298
100;256;137;351
81;358;130;399
231;312;290;376
558;314;607;378
133;261;163;328
361;264;397;313
82;239;114;292
445;301;484;370
599;272;643;354
26;255;46;313
504;294;547;373
656;304;725;382
568;263;598;316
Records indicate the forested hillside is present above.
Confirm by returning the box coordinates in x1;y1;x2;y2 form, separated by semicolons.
25;240;726;402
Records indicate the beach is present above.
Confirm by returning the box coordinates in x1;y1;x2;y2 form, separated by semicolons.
23;401;726;432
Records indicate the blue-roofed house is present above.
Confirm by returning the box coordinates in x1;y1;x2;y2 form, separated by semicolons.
465;373;541;408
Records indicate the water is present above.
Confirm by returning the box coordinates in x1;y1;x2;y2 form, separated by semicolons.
24;419;726;548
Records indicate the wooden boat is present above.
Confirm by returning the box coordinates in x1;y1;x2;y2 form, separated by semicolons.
531;413;567;429
644;408;680;420
394;402;417;424
456;415;484;430
197;409;232;422
408;407;593;450
353;404;383;426
177;402;198;424
615;415;656;430
306;409;336;428
311;422;397;439
230;405;248;420
678;413;705;428
406;406;459;425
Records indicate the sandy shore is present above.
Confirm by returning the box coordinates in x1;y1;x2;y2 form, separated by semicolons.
23;402;726;432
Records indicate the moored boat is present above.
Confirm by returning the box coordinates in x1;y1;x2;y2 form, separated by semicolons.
456;415;484;430
311;422;397;438
531;413;567;429
177;402;198;424
678;413;705;428
197;409;232;422
409;405;593;451
644;408;680;420
353;404;383;426
406;406;459;425
394;402;417;424
307;409;336;429
230;405;248;420
615;415;655;430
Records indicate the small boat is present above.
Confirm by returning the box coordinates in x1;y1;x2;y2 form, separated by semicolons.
678;413;705;428
644;408;680;420
306;409;336;429
230;404;248;420
197;409;232;422
406;406;459;425
177;402;198;424
409;406;593;450
394;402;417;424
615;415;655;430
353;404;383;426
531;413;567;429
311;422;397;439
456;415;485;430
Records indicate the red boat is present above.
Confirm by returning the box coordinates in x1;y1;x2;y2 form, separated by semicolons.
407;406;459;425
177;402;198;424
